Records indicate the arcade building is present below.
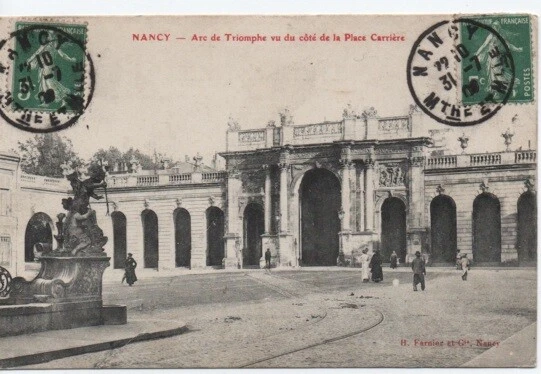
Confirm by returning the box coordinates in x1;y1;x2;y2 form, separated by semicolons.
0;104;536;279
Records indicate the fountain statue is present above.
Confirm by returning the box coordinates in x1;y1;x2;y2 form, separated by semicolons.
0;162;124;337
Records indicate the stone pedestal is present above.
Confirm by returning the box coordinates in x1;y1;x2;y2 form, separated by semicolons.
11;256;109;303
406;228;428;263
223;235;241;269
276;234;294;267
0;256;114;337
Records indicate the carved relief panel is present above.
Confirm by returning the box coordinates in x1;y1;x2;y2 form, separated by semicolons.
378;162;407;187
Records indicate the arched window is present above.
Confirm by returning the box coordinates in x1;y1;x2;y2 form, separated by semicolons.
517;191;536;262
24;213;53;262
111;211;127;269
472;193;501;262
206;207;224;267
430;195;457;263
174;208;192;268
141;209;159;268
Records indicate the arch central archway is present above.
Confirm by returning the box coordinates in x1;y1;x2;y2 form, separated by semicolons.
430;195;457;263
472;193;501;263
299;168;341;266
381;197;407;263
243;203;264;267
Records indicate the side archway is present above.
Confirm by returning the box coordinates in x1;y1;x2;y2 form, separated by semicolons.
24;212;53;262
430;195;457;263
174;208;192;268
141;209;159;268
380;197;407;263
472;193;501;262
243;202;264;267
111;211;127;269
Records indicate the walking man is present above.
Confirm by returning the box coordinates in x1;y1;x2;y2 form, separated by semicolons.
265;248;272;270
411;251;426;291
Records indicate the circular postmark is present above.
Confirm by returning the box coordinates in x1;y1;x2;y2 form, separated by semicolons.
0;22;95;133
407;18;515;126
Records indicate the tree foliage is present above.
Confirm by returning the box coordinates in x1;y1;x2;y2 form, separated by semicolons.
15;134;85;178
91;147;165;171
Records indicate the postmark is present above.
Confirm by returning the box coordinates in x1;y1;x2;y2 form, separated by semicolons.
407;18;515;127
0;22;95;132
461;14;533;103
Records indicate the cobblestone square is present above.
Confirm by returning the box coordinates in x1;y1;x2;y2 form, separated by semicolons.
25;267;536;368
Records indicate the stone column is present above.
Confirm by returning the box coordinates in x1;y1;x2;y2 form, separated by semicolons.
407;153;426;258
364;158;375;231
340;159;351;231
224;170;242;269
278;162;289;233
262;164;272;234
358;166;365;231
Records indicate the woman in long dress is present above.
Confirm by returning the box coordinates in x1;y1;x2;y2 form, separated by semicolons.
360;248;371;283
123;253;138;286
369;249;383;283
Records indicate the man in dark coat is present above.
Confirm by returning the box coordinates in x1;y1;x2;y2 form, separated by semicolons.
369;249;383;283
411;251;426;291
124;253;138;286
264;248;272;270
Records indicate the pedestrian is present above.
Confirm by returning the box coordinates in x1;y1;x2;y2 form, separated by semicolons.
124;253;137;286
369;249;383;283
455;250;462;270
390;251;398;269
411;251;426;291
264;248;272;270
460;253;471;281
359;248;370;283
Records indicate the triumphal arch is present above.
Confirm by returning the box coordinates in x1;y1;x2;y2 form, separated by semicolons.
221;106;434;268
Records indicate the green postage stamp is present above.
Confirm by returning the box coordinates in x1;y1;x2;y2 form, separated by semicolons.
12;22;88;113
461;14;533;104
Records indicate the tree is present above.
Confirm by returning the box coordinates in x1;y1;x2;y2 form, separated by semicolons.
15;134;84;178
90;147;166;171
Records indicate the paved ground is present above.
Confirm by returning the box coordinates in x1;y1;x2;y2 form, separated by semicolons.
23;267;536;368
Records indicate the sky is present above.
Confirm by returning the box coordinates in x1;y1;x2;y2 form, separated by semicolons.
0;2;538;168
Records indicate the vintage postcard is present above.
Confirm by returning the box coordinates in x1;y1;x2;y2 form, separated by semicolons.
0;14;537;369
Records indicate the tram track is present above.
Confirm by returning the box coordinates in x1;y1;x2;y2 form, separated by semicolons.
240;307;385;368
236;271;386;368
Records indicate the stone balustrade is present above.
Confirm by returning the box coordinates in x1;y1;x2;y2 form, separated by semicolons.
18;170;228;191
107;171;227;188
426;150;536;170
225;114;418;151
19;174;69;190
